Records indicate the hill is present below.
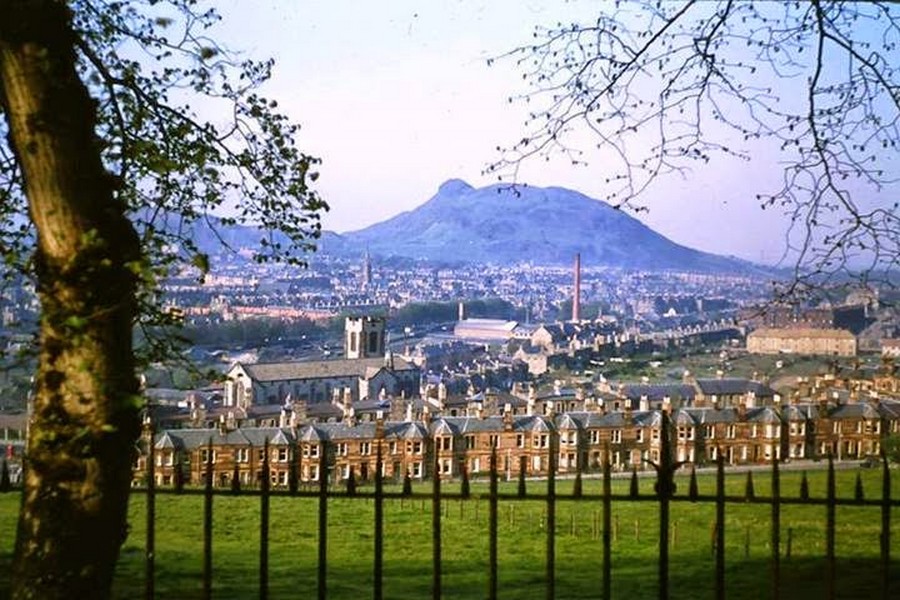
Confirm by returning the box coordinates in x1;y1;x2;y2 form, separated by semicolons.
335;179;756;271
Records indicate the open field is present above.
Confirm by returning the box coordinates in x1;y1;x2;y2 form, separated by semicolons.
1;468;899;599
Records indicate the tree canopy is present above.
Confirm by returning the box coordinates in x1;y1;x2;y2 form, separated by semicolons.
490;0;900;297
1;0;327;359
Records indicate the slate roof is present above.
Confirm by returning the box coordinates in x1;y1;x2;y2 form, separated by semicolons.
782;404;819;421
696;378;777;397
750;328;856;340
620;384;695;403
831;403;881;420
235;356;416;382
684;407;738;424
154;427;295;450
746;406;781;423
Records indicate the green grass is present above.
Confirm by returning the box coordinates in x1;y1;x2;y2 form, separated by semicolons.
1;469;899;599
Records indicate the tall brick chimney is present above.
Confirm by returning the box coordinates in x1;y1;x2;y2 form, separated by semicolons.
573;253;581;322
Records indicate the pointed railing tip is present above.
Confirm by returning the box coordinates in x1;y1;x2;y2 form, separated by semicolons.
799;471;810;500
688;465;698;502
629;467;639;498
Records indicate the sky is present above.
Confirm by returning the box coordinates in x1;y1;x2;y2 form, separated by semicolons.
209;0;885;265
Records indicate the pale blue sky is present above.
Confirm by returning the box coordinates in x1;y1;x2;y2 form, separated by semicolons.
210;1;884;265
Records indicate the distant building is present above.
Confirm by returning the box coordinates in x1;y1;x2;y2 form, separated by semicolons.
223;355;419;407
747;328;857;357
344;315;386;359
224;316;417;407
453;318;518;342
882;339;900;358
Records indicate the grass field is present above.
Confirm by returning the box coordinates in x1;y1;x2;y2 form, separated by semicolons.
1;468;899;599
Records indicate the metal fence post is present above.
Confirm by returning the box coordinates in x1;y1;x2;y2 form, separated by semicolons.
203;438;213;600
318;442;328;600
715;451;725;600
602;444;611;600
433;448;442;600
826;454;835;600
881;451;892;600
489;447;498;600
260;438;270;600
771;457;780;600
374;442;383;600
546;429;556;600
145;418;155;600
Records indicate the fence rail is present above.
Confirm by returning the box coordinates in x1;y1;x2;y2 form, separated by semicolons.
135;417;899;600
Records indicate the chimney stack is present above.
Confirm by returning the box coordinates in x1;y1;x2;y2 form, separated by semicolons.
573;253;581;322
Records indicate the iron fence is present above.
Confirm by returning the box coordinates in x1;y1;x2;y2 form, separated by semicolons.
133;419;899;600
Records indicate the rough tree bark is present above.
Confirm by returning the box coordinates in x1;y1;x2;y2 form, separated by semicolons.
0;1;142;598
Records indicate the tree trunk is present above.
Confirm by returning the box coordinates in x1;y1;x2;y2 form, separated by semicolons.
0;2;142;599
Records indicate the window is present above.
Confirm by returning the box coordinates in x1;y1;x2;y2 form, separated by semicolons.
310;465;319;481
439;436;452;451
310;444;319;458
705;425;715;439
337;443;348;456
277;448;288;463
678;426;693;440
636;429;644;443
833;422;842;434
412;441;422;455
651;429;660;442
360;442;371;456
489;434;500;449
200;449;216;464
516;434;525;448
237;448;250;463
465;435;475;450
727;425;736;439
412;462;422;477
440;459;452;474
534;434;548;448
590;430;600;444
611;430;622;444
389;441;397;455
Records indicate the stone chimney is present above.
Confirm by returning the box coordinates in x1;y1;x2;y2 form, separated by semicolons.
503;403;513;431
375;410;385;439
291;399;307;427
437;382;447;410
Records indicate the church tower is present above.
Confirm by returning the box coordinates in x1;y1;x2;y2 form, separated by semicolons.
344;316;386;359
361;249;372;288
